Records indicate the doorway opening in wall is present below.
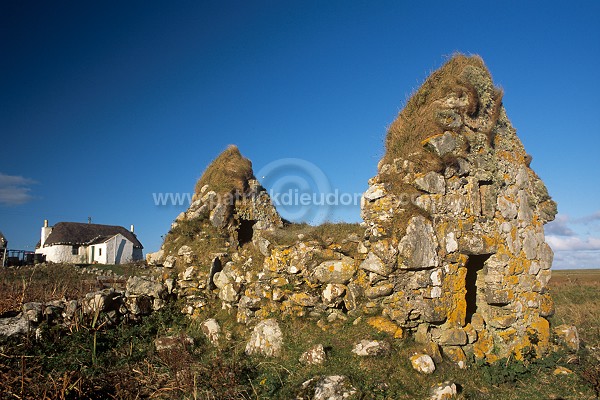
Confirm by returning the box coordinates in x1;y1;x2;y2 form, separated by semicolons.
465;254;492;324
237;219;257;247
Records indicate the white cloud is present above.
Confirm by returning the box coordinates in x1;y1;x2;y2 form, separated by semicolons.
552;250;600;269
574;211;600;225
546;235;600;251
544;215;575;237
0;172;37;206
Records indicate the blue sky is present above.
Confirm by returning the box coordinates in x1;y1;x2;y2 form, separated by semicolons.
1;1;599;269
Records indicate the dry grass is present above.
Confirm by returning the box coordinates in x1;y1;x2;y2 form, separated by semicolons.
0;264;99;316
383;54;502;167
377;54;504;240
194;145;254;196
265;222;364;258
162;218;230;267
550;269;600;350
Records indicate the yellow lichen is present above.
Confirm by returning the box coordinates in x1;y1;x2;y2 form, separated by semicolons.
367;316;404;338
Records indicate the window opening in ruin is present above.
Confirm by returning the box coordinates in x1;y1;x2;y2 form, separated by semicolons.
237;219;257;246
465;254;491;324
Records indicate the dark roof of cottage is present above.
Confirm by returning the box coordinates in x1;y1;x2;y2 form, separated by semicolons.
43;222;143;248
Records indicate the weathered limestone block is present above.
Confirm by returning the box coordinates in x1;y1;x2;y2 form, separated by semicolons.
554;324;579;351
290;292;320;307
352;340;391;356
424;132;457;157
363;183;388;201
415;172;446;194
364;283;394;299
245;319;283;357
439;328;468;346
201;318;221;346
359;252;392;276
442;346;467;369
154;334;194;352
314;257;357;284
410;353;436;374
218;283;240;302
429;381;458;400
398;216;439;269
299;375;357;400
322;284;346;307
300;344;327;365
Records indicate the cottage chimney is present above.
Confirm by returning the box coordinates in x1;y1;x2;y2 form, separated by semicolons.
130;224;135;233
40;220;52;248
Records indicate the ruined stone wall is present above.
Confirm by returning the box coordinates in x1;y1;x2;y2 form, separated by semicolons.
151;55;558;364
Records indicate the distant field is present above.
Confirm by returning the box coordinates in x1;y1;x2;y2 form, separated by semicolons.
550;268;600;284
550;269;600;358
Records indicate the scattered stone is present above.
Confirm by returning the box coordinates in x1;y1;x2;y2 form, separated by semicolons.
201;318;221;346
554;324;580;351
0;314;31;337
410;353;436;374
245;319;283;357
351;340;391;356
154;334;194;351
299;375;358;400
429;381;458;400
553;366;573;375
300;344;327;365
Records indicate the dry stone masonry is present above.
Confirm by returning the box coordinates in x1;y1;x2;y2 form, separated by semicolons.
147;55;560;364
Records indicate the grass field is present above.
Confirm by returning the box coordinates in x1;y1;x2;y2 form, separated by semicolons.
0;265;599;399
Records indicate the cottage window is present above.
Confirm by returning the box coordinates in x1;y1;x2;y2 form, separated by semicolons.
98;248;102;256
71;246;79;255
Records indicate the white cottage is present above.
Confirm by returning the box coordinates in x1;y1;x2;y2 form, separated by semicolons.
35;220;143;264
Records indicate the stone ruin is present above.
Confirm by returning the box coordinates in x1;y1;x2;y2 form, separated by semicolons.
149;55;558;364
